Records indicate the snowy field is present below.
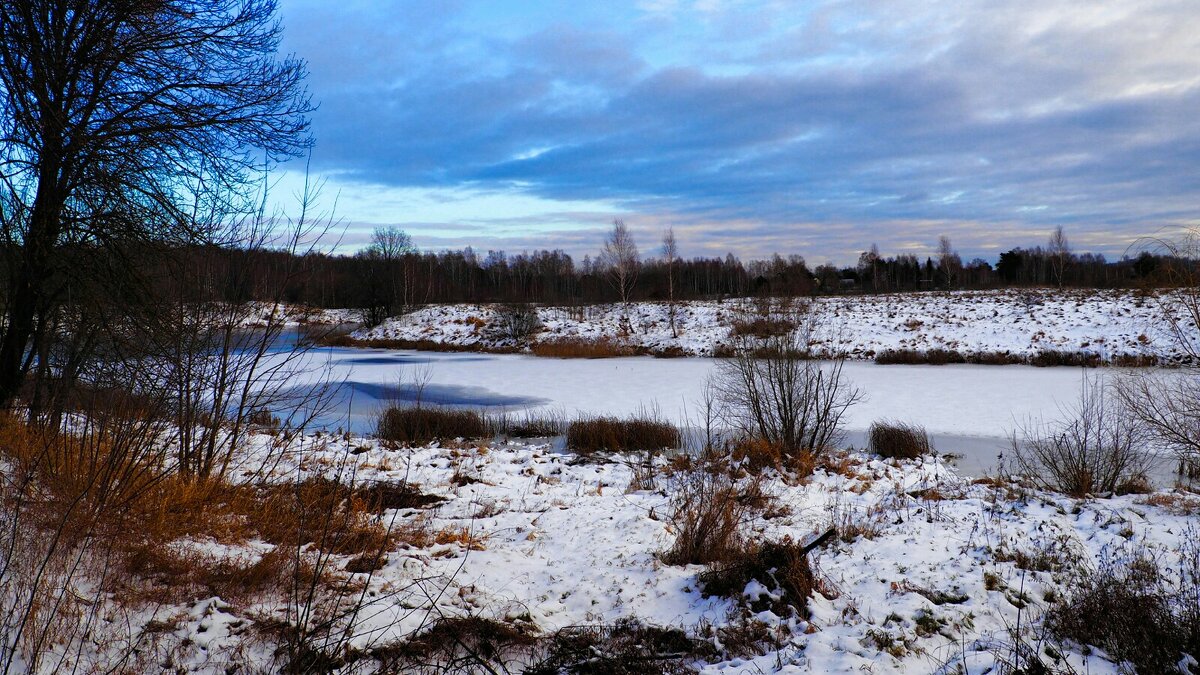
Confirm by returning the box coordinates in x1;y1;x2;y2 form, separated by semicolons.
350;289;1180;362
137;430;1200;674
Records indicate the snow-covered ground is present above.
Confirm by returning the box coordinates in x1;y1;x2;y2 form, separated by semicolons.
350;289;1178;362
97;431;1200;673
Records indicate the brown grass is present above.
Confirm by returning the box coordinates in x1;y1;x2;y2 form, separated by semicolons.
566;415;681;453
1029;350;1102;367
698;538;815;617
320;334;520;354
376;406;487;445
867;421;932;459
874;348;967;365
660;467;758;566
530;337;641;358
729;317;795;338
731;438;815;476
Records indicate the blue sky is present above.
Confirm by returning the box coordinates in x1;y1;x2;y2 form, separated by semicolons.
277;0;1200;264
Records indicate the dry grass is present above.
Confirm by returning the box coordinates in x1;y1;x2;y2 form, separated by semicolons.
698;538;815;617
320;334;520;354
874;348;966;365
1140;492;1200;516
660;465;762;566
729;316;796;338
566;415;681;454
1029;350;1102;368
377;406;487;445
530;337;641;358
731;438;816;476
1046;550;1199;674
867;421;932;459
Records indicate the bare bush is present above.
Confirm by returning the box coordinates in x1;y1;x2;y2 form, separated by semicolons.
868;421;932;460
660;464;761;566
1009;375;1151;497
493;303;542;342
712;306;862;460
1047;546;1199;673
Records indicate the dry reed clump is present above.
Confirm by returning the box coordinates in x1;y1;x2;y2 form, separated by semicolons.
319;334;521;354
874;348;967;365
1029;350;1102;367
566;415;681;454
867;421;932;460
698;538;815;617
372;617;538;671
530;337;641;358
376;406;487;445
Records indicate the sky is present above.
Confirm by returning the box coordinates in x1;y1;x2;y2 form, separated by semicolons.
276;0;1200;265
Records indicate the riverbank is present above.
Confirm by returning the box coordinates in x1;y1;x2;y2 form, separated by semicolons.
337;289;1180;365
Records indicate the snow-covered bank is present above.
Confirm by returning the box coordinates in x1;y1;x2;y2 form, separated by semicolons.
91;431;1200;673
348;289;1180;363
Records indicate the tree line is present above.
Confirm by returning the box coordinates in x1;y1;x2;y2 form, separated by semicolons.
186;223;1186;326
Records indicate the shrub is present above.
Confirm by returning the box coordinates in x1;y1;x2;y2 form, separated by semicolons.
660;466;758;566
566;415;680;454
698;538;815;617
376;406;487;445
713;338;862;457
493;303;542;342
1046;551;1198;673
1009;375;1151;497
868;421;932;459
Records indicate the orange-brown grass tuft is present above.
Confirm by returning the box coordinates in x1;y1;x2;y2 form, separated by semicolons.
566;415;681;454
867;421;932;460
729;317;796;338
530;337;641;358
377;406;487;445
731;438;815;477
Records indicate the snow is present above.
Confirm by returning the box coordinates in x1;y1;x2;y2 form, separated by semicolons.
352;289;1180;362
136;432;1200;673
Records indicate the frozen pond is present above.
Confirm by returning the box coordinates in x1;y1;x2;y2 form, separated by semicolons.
273;338;1153;478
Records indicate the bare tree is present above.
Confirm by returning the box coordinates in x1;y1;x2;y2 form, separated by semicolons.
1049;226;1071;288
0;0;313;409
661;228;679;338
937;235;962;289
601;220;640;307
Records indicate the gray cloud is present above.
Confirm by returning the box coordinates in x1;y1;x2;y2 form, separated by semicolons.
280;0;1200;263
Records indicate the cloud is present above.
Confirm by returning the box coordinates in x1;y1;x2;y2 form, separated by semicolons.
278;0;1200;263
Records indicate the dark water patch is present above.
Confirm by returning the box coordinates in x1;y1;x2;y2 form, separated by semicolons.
347;381;549;408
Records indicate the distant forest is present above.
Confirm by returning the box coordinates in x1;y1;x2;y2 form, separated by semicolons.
212;225;1180;323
